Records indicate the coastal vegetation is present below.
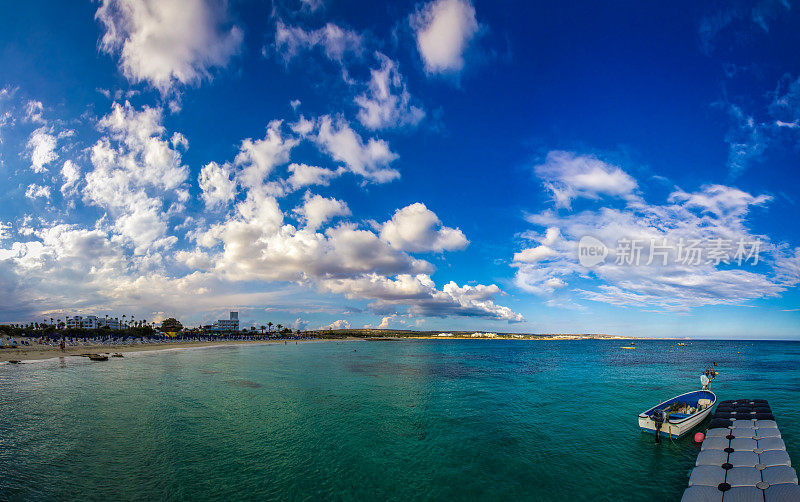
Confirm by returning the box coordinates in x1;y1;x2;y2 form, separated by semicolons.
0;321;630;342
301;328;625;340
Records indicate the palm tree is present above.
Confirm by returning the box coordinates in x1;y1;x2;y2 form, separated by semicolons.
267;322;273;332
50;317;54;326
277;324;283;332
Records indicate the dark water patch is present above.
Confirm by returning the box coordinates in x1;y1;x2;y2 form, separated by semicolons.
199;369;219;374
346;360;421;377
225;379;262;388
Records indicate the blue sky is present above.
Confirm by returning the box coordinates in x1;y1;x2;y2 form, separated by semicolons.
0;0;798;337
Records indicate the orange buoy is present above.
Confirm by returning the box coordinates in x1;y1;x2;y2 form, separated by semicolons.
694;432;705;443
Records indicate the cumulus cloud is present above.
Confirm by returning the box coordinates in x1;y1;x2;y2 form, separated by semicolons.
319;274;523;322
186;178;518;321
85;101;188;252
534;151;638;209
274;21;363;64
234;120;298;191
60;160;81;195
411;0;480;76
514;153;798;310
0;223;274;320
286;163;341;189
1;99;523;325
320;319;350;329
27;127;58;172
198;161;236;208
294;193;350;230
314;115;399;183
377;314;396;328
355;53;425;130
96;0;243;92
197;199;429;283
25;184;51;200
380;202;468;253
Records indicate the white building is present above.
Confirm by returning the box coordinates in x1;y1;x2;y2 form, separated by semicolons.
65;315;122;330
213;311;239;332
99;317;122;329
66;316;99;329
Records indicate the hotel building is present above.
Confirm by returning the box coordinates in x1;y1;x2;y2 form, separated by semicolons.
212;311;240;332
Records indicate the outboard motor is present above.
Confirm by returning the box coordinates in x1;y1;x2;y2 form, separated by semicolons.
651;409;667;443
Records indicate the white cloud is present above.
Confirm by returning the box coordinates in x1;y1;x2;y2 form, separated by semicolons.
668;184;772;217
380;202;468;252
513;245;558;264
198;161;236;208
514;227;561;263
24;100;45;124
195;193;427;284
514;155;798;310
355;53;425;130
274;21;363;64
25;184;51;200
534;151;638;209
320;319;350;330
234;120;298;191
85;102;188;253
320;273;523;322
377;314;396;328
96;0;243;92
294;193;350;230
27;127;58;172
95;102;188;190
411;0;479;75
290;115;315;137
60;160;81;195
1;100;525;325
314;115;399;183
175;249;214;270
286;163;341;190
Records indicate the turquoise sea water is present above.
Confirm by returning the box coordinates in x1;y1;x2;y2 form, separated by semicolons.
1;339;799;501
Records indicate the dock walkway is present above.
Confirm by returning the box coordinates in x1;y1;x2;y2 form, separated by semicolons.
682;399;799;501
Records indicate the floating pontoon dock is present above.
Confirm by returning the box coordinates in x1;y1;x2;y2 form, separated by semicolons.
682;399;800;501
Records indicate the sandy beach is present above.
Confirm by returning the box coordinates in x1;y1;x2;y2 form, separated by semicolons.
0;339;302;363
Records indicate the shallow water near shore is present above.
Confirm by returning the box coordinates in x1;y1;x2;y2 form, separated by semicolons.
1;339;799;501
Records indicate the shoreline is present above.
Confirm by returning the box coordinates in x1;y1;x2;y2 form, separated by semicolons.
0;335;723;365
0;339;325;364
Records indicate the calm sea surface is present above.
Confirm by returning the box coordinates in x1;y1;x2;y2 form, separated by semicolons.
1;339;799;501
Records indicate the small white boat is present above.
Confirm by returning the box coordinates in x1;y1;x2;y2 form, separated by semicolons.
638;375;716;441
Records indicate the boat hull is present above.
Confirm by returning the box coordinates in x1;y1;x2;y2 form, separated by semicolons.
638;390;716;439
